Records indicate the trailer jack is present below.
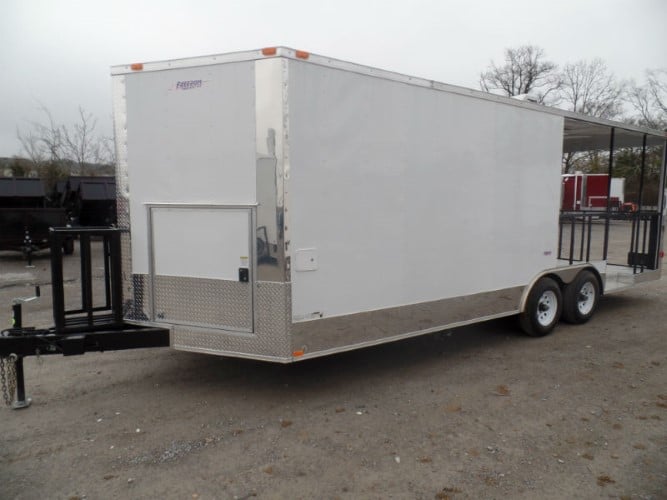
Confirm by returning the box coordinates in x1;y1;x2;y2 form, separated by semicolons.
0;227;170;409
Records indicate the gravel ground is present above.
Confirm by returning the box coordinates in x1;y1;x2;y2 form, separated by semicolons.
1;244;666;499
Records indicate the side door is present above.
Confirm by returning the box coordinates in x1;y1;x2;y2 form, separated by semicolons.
148;205;254;332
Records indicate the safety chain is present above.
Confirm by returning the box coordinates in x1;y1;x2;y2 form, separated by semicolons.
0;354;17;406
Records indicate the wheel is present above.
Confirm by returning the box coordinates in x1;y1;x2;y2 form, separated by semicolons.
63;238;75;255
562;270;599;324
519;277;562;337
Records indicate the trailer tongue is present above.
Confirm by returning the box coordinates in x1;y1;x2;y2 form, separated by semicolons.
0;227;170;409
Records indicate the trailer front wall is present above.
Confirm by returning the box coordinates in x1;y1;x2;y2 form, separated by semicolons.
286;60;564;354
123;61;257;272
115;59;293;360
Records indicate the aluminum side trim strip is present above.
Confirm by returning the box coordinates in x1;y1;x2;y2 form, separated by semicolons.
171;345;291;364
292;310;519;362
291;286;523;357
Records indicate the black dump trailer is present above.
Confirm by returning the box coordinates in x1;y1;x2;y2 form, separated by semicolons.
57;176;117;226
0;177;72;255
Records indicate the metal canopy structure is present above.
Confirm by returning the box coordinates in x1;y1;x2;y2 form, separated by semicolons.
563;118;665;153
558;109;666;280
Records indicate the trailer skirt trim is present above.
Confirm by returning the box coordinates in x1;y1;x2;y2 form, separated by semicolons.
293;311;520;361
292;285;524;359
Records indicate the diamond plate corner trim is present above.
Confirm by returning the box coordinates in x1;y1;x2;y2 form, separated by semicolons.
291;286;524;358
172;281;292;359
153;275;252;331
112;74;130;231
112;75;143;322
123;272;151;321
281;58;292;283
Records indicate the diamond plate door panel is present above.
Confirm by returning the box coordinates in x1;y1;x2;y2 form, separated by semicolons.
153;275;252;331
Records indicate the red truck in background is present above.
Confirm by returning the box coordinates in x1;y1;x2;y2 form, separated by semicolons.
561;173;629;211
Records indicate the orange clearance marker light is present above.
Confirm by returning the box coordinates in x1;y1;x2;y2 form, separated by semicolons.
292;350;304;357
295;50;310;59
130;63;144;71
262;47;277;56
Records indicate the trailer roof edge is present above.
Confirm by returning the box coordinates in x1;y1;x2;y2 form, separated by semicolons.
111;47;666;139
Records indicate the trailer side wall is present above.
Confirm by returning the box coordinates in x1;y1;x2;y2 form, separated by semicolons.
287;60;564;325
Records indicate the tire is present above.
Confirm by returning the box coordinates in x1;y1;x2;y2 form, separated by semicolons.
519;277;562;337
562;270;599;324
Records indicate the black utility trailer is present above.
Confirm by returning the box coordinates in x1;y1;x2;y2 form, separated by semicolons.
0;228;170;409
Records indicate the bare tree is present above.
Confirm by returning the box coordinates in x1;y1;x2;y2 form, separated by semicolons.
15;128;45;166
62;107;100;175
558;59;625;120
647;70;667;116
17;104;65;165
16;104;115;180
557;59;628;174
628;85;656;126
95;136;117;169
628;69;667;129
480;45;560;103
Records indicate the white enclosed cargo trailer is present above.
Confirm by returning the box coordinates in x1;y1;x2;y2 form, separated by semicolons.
111;47;667;362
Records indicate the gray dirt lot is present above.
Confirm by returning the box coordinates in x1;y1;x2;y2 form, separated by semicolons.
0;244;666;499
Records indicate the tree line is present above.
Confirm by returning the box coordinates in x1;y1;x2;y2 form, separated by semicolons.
479;44;666;129
8;105;115;191
480;45;665;199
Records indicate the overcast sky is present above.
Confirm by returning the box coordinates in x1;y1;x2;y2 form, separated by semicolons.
1;0;665;158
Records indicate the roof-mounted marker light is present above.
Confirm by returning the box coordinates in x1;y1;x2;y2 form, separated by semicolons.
262;47;277;56
130;63;144;71
295;50;310;59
